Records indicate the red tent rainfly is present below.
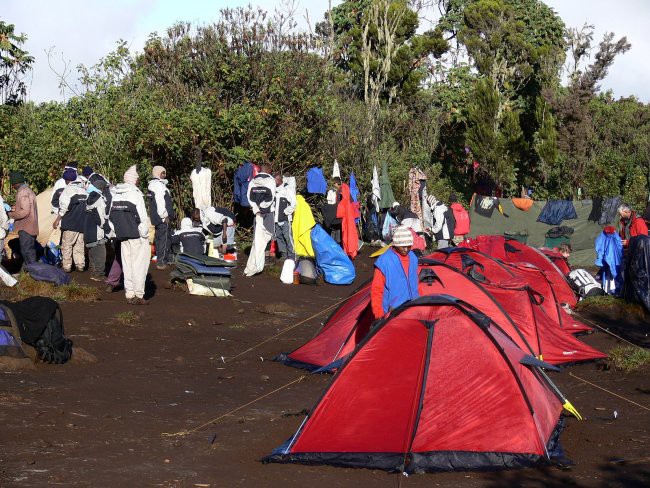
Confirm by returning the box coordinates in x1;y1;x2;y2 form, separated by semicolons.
265;296;574;473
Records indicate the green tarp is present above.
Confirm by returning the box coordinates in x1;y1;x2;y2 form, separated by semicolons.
379;160;395;209
468;197;606;267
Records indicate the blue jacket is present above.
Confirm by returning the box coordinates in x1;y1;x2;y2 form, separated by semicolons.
375;249;419;314
306;167;327;195
537;200;577;225
595;231;623;280
234;162;255;207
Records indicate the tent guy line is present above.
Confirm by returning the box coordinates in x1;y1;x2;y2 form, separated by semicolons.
161;375;307;438
222;299;345;364
571;312;645;350
568;373;649;412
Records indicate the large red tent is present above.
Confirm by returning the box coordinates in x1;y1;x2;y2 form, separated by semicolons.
266;296;573;473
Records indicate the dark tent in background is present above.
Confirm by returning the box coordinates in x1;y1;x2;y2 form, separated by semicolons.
623;235;650;313
266;296;572;473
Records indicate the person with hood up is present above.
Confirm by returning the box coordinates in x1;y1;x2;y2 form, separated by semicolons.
84;175;110;281
244;163;276;276
274;173;297;260
53;168;88;272
426;195;454;249
618;203;648;247
147;166;175;269
51;161;79;214
371;225;420;319
109;165;150;305
172;217;206;256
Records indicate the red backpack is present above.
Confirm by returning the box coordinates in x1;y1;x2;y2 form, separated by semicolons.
450;202;470;236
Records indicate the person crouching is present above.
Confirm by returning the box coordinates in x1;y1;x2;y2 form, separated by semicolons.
371;226;420;320
172;217;206;256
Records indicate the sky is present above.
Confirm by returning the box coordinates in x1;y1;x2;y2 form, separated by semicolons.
3;0;649;103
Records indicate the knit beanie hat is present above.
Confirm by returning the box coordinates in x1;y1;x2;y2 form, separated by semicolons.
392;225;414;247
9;171;25;185
152;165;166;179
124;165;138;185
63;168;77;182
426;195;438;208
82;165;93;178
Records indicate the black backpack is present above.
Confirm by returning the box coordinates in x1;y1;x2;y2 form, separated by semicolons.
32;306;73;364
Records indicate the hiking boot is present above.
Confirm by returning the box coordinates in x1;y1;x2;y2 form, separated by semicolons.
128;297;148;306
90;275;105;282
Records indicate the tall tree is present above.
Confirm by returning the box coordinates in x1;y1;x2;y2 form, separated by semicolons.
0;20;34;105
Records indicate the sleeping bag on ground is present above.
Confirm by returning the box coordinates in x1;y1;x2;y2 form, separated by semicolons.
310;224;355;285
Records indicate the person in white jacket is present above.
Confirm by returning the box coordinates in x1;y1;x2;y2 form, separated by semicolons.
244;163;276;276
274;173;296;260
54;168;88;272
109;165;151;305
0;192;16;287
426;195;454;249
147;166;175;268
190;148;212;209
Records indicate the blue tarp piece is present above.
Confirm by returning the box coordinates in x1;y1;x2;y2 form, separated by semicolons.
306;167;327;195
177;255;232;276
537;200;577;225
310;224;355;285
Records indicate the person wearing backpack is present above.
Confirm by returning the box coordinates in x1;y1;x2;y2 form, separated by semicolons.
109;165;150;305
84;175;110;281
147;166;175;269
426;195;454;249
449;194;470;245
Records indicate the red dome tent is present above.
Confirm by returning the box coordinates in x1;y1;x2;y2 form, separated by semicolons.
466;236;577;307
277;261;602;370
265;296;573;473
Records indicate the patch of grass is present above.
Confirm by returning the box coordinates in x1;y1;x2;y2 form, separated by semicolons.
575;295;622;310
229;324;246;330
113;311;139;326
1;273;99;302
608;346;650;372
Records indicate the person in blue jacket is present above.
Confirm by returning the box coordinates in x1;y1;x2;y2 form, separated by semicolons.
371;226;420;319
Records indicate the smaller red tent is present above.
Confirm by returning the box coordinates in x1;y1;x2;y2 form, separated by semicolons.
265;296;573;473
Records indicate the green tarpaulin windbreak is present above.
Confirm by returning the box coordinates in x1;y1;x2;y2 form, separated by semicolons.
379;160;395;210
468;196;606;267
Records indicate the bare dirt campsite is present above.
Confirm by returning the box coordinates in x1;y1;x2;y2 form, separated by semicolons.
0;250;648;488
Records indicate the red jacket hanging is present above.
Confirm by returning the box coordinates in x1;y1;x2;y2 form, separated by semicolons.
336;183;359;259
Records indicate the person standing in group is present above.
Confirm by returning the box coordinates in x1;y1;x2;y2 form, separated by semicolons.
109;165;150;305
8;171;39;264
371;226;420;320
51;161;78;214
147;166;175;269
273;173;296;261
84;175;110;281
427;195;454;249
618;203;648;247
53;168;88;272
244;163;276;276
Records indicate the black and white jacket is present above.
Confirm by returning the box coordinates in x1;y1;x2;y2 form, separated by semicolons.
247;173;276;215
274;180;296;224
147;178;175;226
109;183;150;240
84;191;108;245
58;181;88;233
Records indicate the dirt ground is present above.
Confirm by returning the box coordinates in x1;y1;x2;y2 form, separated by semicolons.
0;250;648;488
